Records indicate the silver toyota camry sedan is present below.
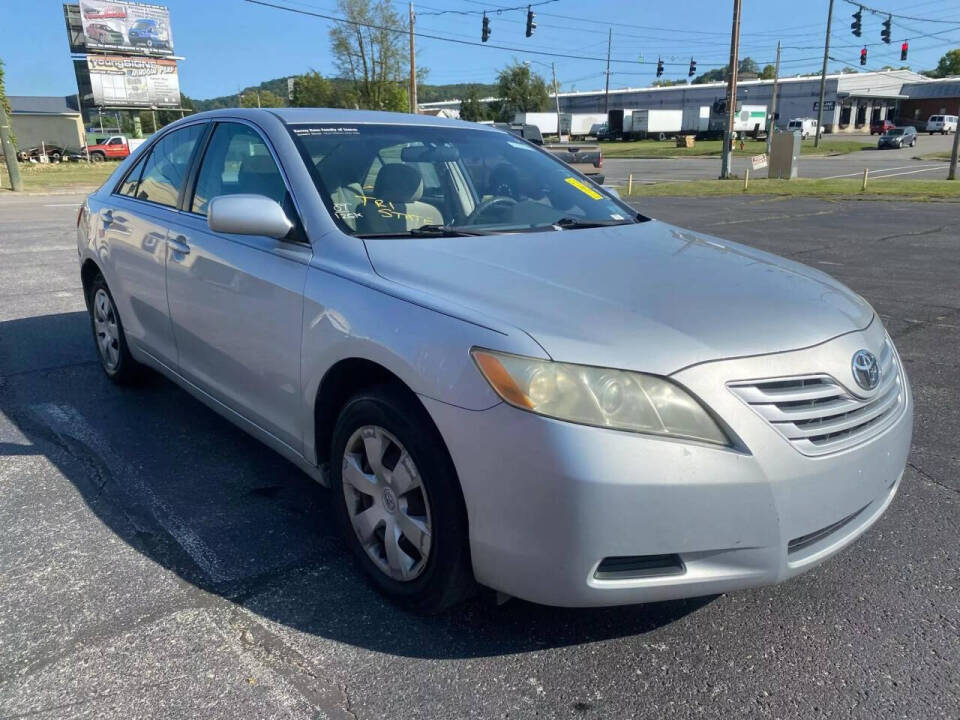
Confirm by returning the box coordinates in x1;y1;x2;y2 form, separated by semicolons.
77;109;912;612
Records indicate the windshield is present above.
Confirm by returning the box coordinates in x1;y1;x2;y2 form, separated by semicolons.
290;123;638;237
884;129;905;136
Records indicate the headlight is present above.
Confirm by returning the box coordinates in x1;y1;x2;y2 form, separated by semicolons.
471;349;729;445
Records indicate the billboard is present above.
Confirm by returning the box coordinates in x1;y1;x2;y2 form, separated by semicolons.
87;54;180;107
79;0;174;55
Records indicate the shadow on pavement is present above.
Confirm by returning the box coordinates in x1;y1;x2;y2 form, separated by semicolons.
0;311;713;659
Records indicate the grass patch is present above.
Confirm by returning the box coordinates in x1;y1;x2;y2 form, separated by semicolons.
915;151;953;161
0;161;116;193
623;177;960;200
599;138;872;158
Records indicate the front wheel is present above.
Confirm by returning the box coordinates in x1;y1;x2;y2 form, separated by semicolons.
330;386;475;613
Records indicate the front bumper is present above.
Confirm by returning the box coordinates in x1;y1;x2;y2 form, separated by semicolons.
423;320;912;607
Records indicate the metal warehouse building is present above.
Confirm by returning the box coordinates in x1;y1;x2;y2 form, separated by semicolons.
421;69;952;134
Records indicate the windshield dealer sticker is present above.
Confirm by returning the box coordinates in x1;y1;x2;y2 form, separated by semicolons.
564;177;603;200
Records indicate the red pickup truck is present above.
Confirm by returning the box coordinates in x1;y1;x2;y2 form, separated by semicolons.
86;135;131;162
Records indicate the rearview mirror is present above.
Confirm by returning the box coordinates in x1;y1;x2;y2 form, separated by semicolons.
208;194;294;240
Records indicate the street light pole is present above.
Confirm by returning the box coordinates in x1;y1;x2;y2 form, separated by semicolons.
720;0;742;180
815;0;835;149
949;100;960;180
552;62;563;140
0;101;24;191
603;28;612;115
409;2;418;114
766;40;781;157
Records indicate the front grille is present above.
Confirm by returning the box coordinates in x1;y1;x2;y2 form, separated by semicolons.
728;339;904;456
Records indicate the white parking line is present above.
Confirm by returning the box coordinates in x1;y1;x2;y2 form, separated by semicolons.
869;165;947;179
820;164;929;180
30;402;232;584
43;203;82;207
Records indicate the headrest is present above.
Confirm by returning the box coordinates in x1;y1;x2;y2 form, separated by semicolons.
239;153;278;176
374;163;423;203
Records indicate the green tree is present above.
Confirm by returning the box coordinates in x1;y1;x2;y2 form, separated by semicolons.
928;48;960;78
458;86;489;122
651;78;686;87
240;89;285;107
760;64;776;79
495;62;549;121
329;0;411;111
692;57;762;84
291;71;333;107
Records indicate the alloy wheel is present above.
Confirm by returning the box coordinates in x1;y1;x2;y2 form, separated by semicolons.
341;425;433;582
92;288;120;371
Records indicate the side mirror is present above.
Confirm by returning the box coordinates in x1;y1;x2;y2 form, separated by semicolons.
207;194;293;240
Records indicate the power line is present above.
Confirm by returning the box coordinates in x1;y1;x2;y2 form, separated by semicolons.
241;0;746;69
837;0;960;25
418;0;556;16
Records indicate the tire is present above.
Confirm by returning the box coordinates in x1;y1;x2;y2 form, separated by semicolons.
87;274;141;384
90;152;105;163
330;385;475;613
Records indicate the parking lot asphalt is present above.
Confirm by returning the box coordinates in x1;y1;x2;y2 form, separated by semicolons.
603;132;957;185
0;193;957;719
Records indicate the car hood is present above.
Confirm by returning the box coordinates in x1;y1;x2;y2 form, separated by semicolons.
363;220;873;375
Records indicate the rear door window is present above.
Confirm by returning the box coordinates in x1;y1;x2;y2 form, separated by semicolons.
135;124;205;208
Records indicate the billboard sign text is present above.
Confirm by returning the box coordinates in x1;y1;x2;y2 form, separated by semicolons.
87;54;180;107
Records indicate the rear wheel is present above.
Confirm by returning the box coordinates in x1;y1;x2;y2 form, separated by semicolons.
90;151;105;163
88;274;141;384
330;386;475;613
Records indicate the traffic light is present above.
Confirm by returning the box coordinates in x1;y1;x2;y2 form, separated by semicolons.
851;6;862;37
688;58;696;77
656;58;664;77
860;47;867;65
901;41;909;61
525;6;535;37
481;11;490;42
881;15;891;44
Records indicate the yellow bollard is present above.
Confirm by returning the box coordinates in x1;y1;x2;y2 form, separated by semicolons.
743;168;750;191
861;167;869;191
627;173;633;194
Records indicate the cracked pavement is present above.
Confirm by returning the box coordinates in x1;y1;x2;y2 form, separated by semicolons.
0;193;957;719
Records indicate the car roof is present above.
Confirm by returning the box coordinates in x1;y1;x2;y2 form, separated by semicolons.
185;107;500;132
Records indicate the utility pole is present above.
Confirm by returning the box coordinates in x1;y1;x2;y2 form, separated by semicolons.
0;101;23;191
949;100;960;180
409;2;417;113
720;0;742;179
552;62;563;140
815;0;834;149
603;28;612;114
766;40;781;156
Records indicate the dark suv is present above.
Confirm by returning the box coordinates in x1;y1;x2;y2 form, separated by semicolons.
877;126;917;149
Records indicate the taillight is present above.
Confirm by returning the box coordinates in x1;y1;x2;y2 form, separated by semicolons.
76;204;84;228
597;154;603;168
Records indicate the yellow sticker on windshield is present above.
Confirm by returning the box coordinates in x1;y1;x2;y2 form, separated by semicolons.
564;177;603;200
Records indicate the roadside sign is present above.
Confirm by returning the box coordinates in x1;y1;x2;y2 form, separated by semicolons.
751;153;769;170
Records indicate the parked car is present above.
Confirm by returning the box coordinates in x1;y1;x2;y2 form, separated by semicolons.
542;141;604;184
870;119;895;135
925;114;958;135
85;22;125;45
85;135;131;162
785;117;822;139
82;3;126;19
127;18;171;49
878;126;917;149
78;109;912;612
16;144;65;163
490;121;543;145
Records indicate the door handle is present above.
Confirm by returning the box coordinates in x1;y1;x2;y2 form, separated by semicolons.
167;235;191;254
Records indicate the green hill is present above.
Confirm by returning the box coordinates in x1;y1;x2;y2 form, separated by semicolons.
192;76;495;110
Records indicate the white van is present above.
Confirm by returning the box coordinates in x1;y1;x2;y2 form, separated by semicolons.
926;115;957;134
786;118;822;139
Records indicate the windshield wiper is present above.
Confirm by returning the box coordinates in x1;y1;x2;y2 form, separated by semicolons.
549;217;636;230
356;224;490;238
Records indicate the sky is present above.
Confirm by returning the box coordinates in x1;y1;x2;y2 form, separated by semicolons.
3;0;959;101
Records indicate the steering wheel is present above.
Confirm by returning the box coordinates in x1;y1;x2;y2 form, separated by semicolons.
468;196;517;224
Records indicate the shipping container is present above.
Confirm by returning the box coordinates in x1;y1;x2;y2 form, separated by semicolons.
626;109;683;139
